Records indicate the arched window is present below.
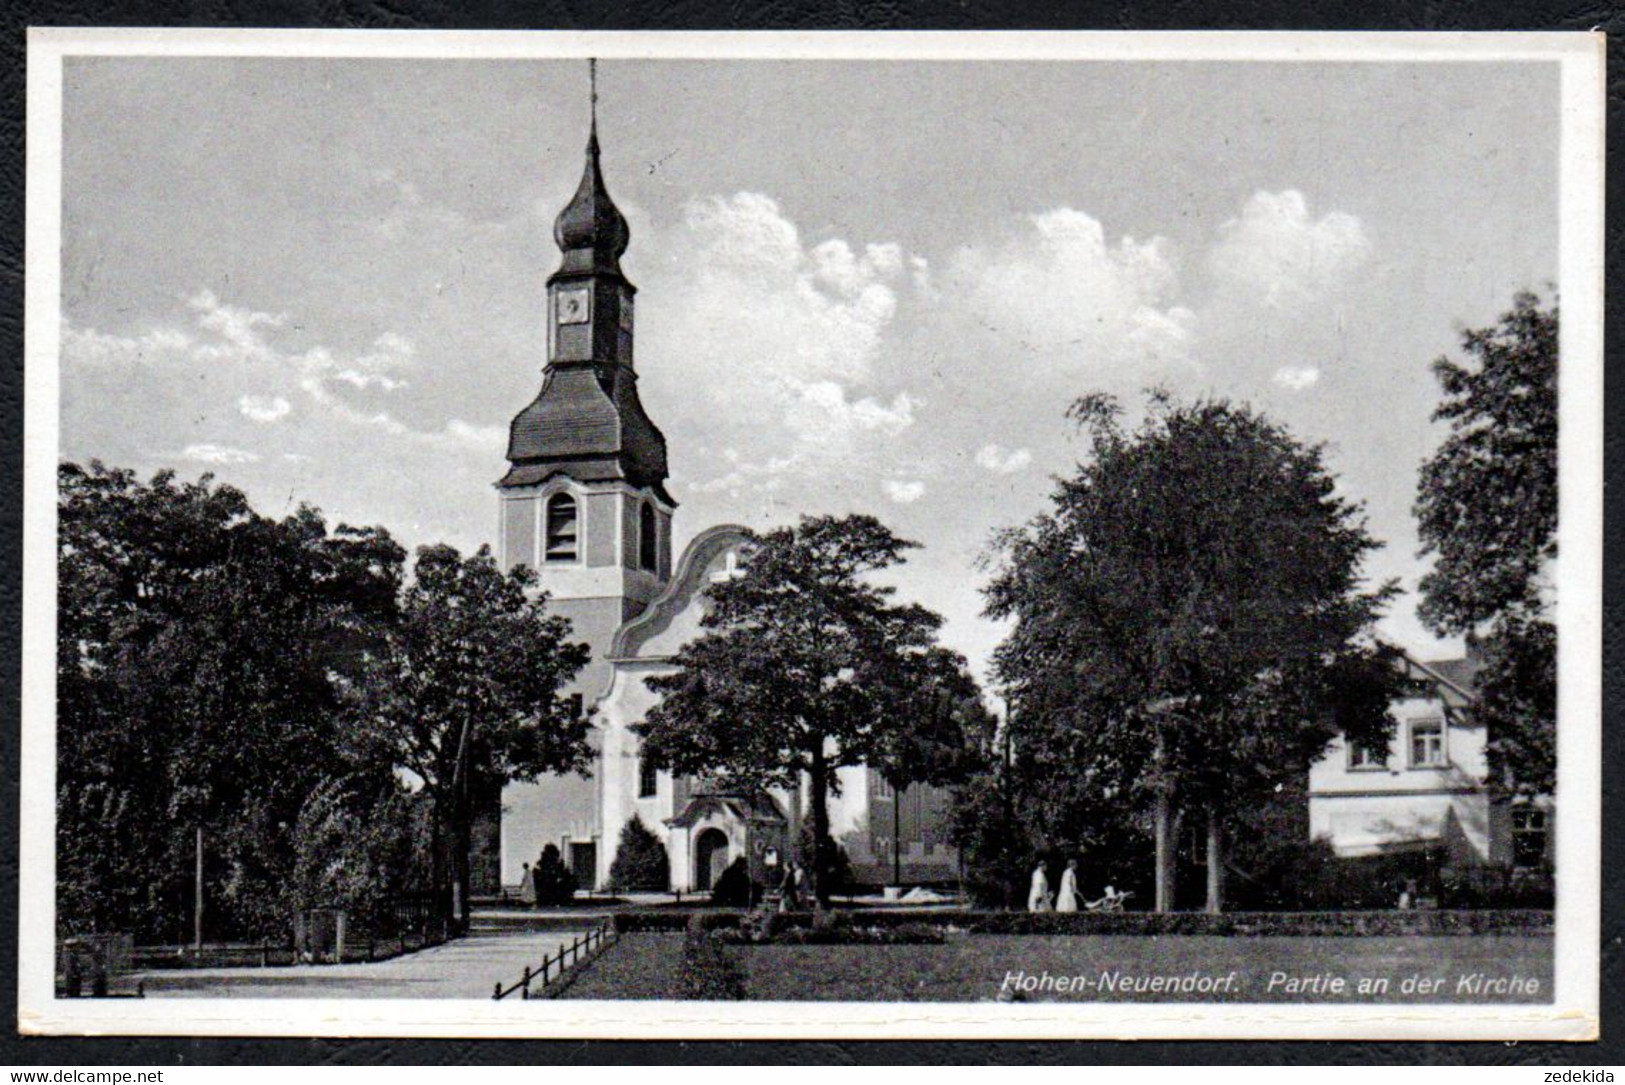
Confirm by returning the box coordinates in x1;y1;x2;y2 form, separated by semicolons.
638;502;657;572
545;493;578;563
638;751;659;798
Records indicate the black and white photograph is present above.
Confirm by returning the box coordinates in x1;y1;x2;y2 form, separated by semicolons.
20;30;1603;1040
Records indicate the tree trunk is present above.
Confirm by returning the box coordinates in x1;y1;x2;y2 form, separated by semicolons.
1204;805;1225;915
1152;732;1176;913
809;745;830;909
451;804;472;932
892;779;902;888
1153;786;1175;913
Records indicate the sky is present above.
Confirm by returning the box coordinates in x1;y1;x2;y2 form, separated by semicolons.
56;55;1560;684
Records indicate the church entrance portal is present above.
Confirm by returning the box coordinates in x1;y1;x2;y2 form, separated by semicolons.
694;828;730;890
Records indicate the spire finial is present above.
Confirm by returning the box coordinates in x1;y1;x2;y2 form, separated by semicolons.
589;58;598;145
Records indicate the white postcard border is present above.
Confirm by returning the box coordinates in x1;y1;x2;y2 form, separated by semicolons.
19;27;1605;1041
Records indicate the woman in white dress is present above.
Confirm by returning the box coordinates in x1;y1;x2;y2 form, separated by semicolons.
1055;858;1080;913
1027;861;1052;913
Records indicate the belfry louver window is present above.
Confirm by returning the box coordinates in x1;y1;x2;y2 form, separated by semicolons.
639;502;657;572
545;493;579;562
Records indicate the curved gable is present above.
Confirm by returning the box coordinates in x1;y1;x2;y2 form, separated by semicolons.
609;523;751;660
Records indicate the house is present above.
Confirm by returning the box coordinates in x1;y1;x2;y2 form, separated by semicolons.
473;107;958;895
1309;652;1553;871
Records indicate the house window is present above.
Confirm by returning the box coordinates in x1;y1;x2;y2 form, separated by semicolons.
1511;808;1548;868
639;502;657;573
1409;719;1446;768
1348;738;1388;770
874;777;895;801
545;494;578;563
638;752;659;799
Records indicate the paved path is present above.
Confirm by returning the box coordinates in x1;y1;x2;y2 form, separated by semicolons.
137;929;590;999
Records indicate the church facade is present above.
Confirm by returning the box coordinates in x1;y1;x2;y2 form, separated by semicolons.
480;113;959;895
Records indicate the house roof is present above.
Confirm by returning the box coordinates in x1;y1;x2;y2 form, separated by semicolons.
1421;655;1482;696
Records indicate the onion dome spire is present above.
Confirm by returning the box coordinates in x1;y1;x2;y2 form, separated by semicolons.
551;58;631;280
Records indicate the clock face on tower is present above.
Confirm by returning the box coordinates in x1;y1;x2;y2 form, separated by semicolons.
556;288;590;325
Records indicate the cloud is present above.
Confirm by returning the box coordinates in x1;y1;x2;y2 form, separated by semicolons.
1206;190;1370;311
63;292;494;469
238;394;291;423
784;381;916;441
974;444;1032;474
1273;365;1321;391
63;325;193;366
181;443;260;465
883;479;926;504
940;208;1195;376
645;192;919;494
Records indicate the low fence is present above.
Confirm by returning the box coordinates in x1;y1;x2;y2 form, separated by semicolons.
492;922;616;1000
124;891;457;971
58;933;142;997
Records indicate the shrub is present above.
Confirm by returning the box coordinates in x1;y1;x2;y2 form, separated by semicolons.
710;856;760;908
290;780;421;937
607;815;670;893
676;916;747;1000
533;844;578;906
612;911;738;934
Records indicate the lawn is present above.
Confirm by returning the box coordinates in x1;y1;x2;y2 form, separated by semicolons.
558;932;1552;1003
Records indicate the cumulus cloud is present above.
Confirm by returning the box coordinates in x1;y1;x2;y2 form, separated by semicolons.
1206;190;1370;311
940;208;1196;375
1273;365;1321;391
181;443;259;465
238;394;291;423
974;443;1032;474
62;292;496;465
646;192;919;494
883;479;926;504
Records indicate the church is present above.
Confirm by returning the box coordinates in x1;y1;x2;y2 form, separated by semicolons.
472;105;959;897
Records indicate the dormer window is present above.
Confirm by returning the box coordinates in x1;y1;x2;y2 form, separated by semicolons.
639;502;657;572
545;493;579;563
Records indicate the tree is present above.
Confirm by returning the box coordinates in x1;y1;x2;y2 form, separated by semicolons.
985;394;1401;913
634;514;980;906
57;462;405;941
363;544;591;927
606;814;670;893
532;843;578;906
1415;292;1558;797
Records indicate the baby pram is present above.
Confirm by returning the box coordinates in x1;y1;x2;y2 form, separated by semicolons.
1084;885;1133;912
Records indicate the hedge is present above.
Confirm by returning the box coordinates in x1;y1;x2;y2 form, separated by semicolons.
612;908;1552;938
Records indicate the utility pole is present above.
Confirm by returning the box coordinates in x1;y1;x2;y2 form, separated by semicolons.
448;716;473;933
1001;707;1015;911
193;825;204;950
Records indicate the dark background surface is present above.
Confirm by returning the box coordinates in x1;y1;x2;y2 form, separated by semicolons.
1;0;1619;1067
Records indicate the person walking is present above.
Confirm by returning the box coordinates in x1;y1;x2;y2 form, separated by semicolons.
1055;858;1080;913
519;862;536;906
1027;860;1052;913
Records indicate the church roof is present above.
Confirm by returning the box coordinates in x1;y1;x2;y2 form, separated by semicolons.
666;792;787;829
550;124;630;282
502;365;670;494
609;524;751;658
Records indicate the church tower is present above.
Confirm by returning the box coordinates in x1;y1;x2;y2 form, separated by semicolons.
488;72;674;891
497;86;675;633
